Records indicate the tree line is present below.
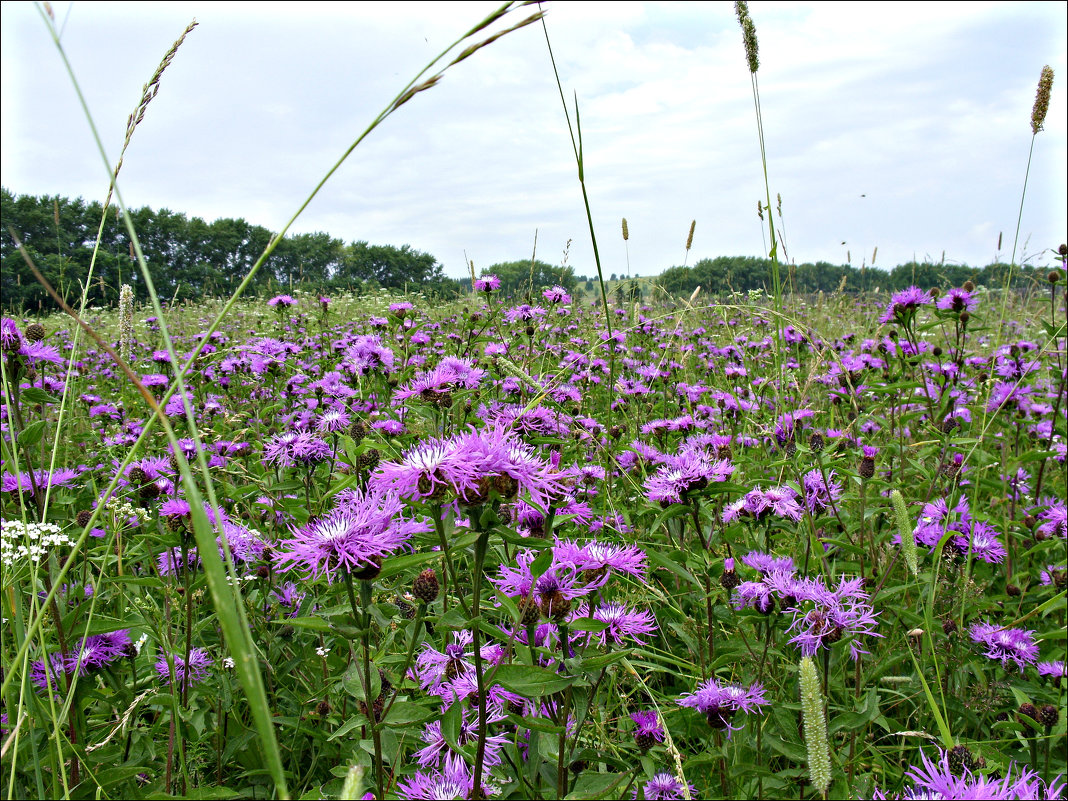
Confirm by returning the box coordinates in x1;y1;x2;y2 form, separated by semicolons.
656;255;1051;298
2;189;1052;312
1;189;460;311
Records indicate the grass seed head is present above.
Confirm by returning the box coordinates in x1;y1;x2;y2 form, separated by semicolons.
1031;65;1053;134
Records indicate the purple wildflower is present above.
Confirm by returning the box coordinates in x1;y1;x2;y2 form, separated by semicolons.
396;753;496;800
1037;660;1066;683
273;488;427;582
267;294;296;307
630;710;665;745
878;285;932;324
474;274;501;292
785;576;882;660
412;631;506;694
542;285;572;304
0;317;22;352
577;602;657;646
884;747;1067;801
634;773;696;800
801;469;842;515
552;538;647;582
936;287;979;313
677;677;769;734
969;621;1039;671
156;647;212;686
644;451;734;505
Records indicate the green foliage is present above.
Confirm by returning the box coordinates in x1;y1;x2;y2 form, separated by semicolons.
0;188;462;309
483;259;579;298
655;253;1049;297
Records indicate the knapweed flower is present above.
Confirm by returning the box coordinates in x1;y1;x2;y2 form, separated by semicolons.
156;647;212;686
0;317;22;353
878;285;932;324
552;537;647;583
785;576;882;659
644;451;734;505
32;631;132;691
413;631;506;694
875;747;1067;800
267;294;296;308
936;287;979;314
474;274;501;292
575;602;657;646
969;621;1039;671
634;773;696;800
630;710;665;753
542;285;572;304
491;547;608;621
1037;660;1066;684
722;485;803;524
396;753;497;800
677;677;769;734
1036;498;1067;539
414;706;509;769
273;488;428;582
801;469;842;516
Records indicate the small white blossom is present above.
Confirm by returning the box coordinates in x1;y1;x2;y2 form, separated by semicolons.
222;656;235;669
316;646;330;658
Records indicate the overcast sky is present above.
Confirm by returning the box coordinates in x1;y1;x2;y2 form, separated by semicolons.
2;1;1066;281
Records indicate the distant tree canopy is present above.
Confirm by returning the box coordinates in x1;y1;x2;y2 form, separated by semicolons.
0;188;462;311
656;255;1049;297
480;260;579;298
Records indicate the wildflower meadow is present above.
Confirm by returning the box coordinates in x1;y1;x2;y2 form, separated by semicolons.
1;3;1065;800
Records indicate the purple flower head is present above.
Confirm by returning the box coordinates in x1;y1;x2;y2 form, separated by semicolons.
634;773;696;800
0;317;22;353
969;621;1039;671
741;551;795;575
267;294;296;308
542;285;572;305
879;285;932;324
936;287;979;313
952;521;1006;564
802;468;842;515
1036;498;1066;539
630;710;664;742
552;537;647;582
575;601;657;646
785;576;882;660
887;747;1066;801
723;485;803;524
414;706;508;769
32;631;132;691
474;274;501;292
412;631;506;694
274;488;427;582
1037;660;1066;682
396;753;497;800
677;677;769;734
644;451;734;505
156;647;212;686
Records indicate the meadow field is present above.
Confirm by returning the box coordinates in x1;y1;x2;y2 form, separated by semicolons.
1;3;1065;799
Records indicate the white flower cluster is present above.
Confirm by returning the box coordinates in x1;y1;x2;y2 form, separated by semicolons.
1;519;74;567
104;497;141;528
134;633;149;655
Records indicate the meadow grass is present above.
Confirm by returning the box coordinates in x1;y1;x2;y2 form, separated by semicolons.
1;3;1065;801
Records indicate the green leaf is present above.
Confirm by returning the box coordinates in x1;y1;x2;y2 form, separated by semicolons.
528;548;554;583
19;387;60;405
382;701;434;726
17;420;47;447
377;551;439;580
647;550;701;588
565;772;628;800
275;616;331;632
342;663;380;703
492;664;575;696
